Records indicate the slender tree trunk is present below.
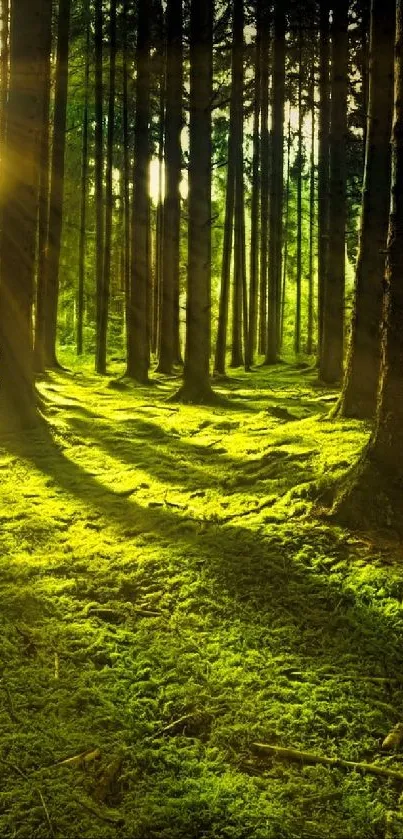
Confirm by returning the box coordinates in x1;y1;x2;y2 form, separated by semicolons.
157;0;183;374
0;0;9;156
337;0;394;417
0;0;46;426
265;0;285;364
246;8;261;370
175;0;215;401
122;0;131;350
307;63;316;356
231;0;245;369
317;0;330;363
281;111;291;346
214;123;235;375
97;0;117;373
77;1;90;357
43;0;71;368
154;80;165;357
33;0;52;372
258;0;269;355
94;0;104;372
319;0;348;383
126;0;151;383
295;18;303;356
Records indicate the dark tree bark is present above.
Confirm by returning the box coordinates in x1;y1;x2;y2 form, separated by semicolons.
174;0;215;401
0;0;9;153
157;0;183;374
319;0;348;383
126;0;151;383
265;0;285;364
295;15;303;356
43;0;71;369
246;4;261;370
77;0;90;357
214;119;235;375
230;0;246;369
317;0;330;362
307;63;316;356
0;0;47;427
97;0;117;373
33;0;52;372
258;0;269;356
337;0;394;417
122;0;131;350
281;111;291;346
94;0;104;372
333;0;403;532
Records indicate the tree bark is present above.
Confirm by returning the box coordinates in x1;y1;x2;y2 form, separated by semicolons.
94;0;104;372
230;0;245;369
319;0;348;383
295;15;303;357
258;0;269;356
246;4;261;370
317;0;330;363
0;0;46;426
77;0;90;357
126;0;151;383
214;119;235;375
337;0;394;417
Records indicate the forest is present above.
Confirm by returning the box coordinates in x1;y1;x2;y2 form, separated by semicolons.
2;0;403;836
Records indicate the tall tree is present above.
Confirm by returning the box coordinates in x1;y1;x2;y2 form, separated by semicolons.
43;0;71;369
258;0;270;355
214;115;235;375
317;0;330;361
97;0;117;373
77;0;91;356
0;0;48;426
94;0;104;373
157;0;183;374
294;11;303;356
337;0;394;417
126;0;151;383
319;0;348;383
246;2;261;370
265;0;285;364
231;0;246;368
175;0;215;401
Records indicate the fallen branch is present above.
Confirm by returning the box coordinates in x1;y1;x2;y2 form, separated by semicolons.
252;743;403;782
151;713;199;740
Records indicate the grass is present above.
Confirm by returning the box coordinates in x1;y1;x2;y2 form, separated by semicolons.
1;355;403;838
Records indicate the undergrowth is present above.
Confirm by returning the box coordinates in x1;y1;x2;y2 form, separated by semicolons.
1;356;403;838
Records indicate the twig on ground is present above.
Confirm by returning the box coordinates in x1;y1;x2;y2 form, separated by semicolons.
252;742;403;782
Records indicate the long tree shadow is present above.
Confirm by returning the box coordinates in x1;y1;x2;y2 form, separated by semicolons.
1;420;402;693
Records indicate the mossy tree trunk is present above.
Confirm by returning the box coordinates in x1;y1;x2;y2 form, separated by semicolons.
157;0;183;375
175;0;215;402
126;0;151;383
319;0;348;384
337;0;394;418
0;0;48;427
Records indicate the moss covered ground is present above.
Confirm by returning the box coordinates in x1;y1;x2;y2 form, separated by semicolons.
2;358;403;838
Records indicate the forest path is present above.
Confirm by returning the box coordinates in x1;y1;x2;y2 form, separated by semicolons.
1;361;403;838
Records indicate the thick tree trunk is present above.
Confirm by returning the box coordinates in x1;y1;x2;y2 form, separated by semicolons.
319;0;348;383
126;0;151;383
175;0;214;401
43;0;71;369
337;0;394;418
317;0;330;363
33;0;52;372
122;0;131;350
94;0;104;372
77;0;90;357
97;0;117;373
0;0;9;152
265;0;285;364
0;0;46;427
157;0;183;375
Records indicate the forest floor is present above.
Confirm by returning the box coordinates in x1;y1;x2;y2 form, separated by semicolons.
2;357;403;838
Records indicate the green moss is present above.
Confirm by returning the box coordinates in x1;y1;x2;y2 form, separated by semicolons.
0;359;402;837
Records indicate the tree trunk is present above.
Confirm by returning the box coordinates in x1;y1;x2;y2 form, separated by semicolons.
307;63;315;356
246;2;261;370
265;0;285;364
33;0;52;372
77;0;90;357
258;0;269;356
337;0;394;417
0;0;46;427
319;0;348;383
317;0;330;363
94;0;104;372
43;0;71;369
281;111;291;346
174;0;214;401
122;0;131;351
97;0;117;373
230;0;245;369
295;17;303;357
214;120;235;375
157;0;183;375
126;0;151;383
